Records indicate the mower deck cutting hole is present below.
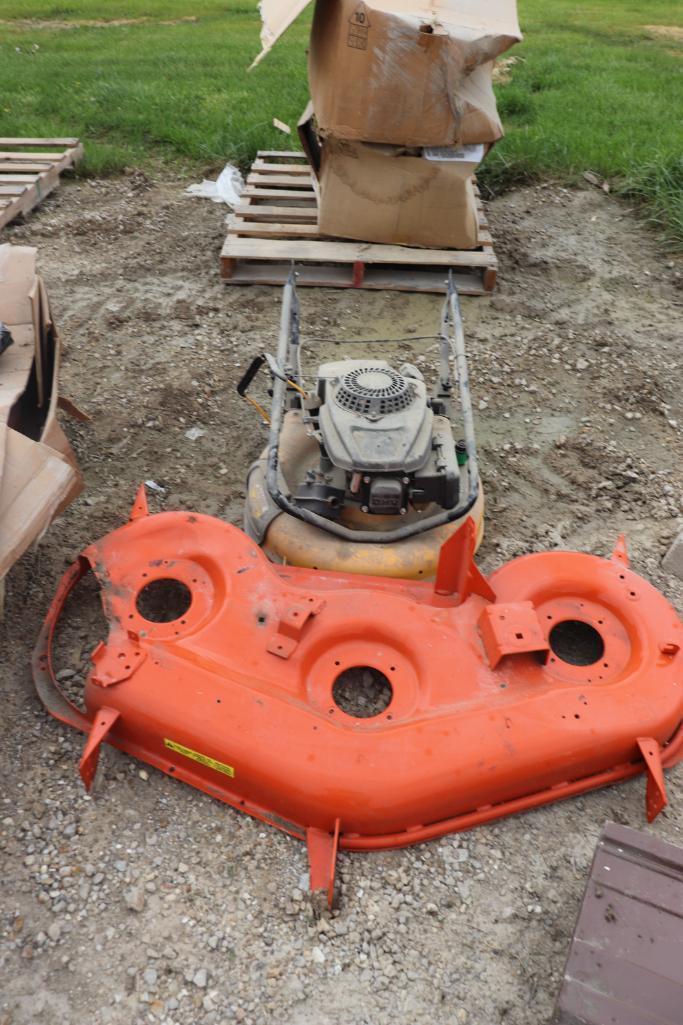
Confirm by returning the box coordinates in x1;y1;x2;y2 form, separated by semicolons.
332;666;393;718
136;578;192;623
549;620;605;666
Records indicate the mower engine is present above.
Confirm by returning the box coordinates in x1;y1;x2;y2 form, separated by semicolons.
296;359;462;521
242;272;484;578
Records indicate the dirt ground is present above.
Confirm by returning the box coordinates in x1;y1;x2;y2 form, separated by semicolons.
1;173;682;1025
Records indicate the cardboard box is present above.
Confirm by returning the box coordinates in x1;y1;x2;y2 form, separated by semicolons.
256;0;520;146
318;140;483;248
309;0;518;145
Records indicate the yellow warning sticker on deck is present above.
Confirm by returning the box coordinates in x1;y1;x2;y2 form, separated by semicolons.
164;738;235;778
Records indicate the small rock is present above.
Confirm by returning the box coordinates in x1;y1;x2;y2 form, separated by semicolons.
47;922;62;942
124;886;146;913
193;968;208;989
663;529;683;581
143;967;157;988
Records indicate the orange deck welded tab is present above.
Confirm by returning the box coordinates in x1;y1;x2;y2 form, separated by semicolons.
33;497;683;902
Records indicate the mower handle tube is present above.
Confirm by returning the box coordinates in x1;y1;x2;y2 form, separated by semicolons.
443;275;480;496
265;270;481;544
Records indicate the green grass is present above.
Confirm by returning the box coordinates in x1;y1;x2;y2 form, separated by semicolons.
482;1;683;243
0;0;681;242
0;2;310;174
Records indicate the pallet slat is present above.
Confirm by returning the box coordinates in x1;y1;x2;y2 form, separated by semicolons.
242;187;318;202
233;204;318;224
0;173;42;183
256;150;307;159
252;161;312;175
222;263;491;296
247;173;314;188
223;151;497;294
227;217;321;239
223;236;494;268
0;139;82;231
0;137;80;146
0;163;57;174
0;152;65;162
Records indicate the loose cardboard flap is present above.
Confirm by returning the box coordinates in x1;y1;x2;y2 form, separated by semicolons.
0;243;39;420
0;242;36;285
255;0;312;63
457;61;504;144
255;0;520;64
0;425;78;580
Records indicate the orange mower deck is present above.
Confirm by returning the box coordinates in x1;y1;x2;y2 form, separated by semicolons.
33;489;683;906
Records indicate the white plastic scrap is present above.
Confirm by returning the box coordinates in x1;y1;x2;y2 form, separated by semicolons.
185;427;206;441
185;163;244;207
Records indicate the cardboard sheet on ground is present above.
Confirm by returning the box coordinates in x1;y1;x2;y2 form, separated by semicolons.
0;243;82;584
0;426;77;580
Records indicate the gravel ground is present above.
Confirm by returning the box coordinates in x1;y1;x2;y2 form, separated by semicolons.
1;173;682;1025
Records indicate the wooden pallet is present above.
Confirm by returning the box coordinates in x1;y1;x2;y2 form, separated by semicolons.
220;151;497;295
0;138;84;231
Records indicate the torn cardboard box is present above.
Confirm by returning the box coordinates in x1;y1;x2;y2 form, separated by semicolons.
318;140;483;248
257;0;520;146
309;0;518;145
0;243;82;586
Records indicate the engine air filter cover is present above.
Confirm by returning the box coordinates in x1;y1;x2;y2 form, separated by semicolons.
335;366;414;417
318;359;432;473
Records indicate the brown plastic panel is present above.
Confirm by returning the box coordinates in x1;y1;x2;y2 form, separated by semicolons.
553;822;683;1024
